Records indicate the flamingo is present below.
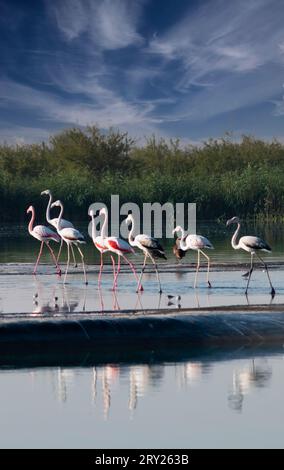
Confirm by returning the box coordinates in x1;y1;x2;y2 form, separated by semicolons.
125;213;166;293
173;237;186;261
172;226;214;288
27;205;61;275
89;208;117;287
40;189;77;266
51;200;88;285
226;216;275;296
99;208;140;290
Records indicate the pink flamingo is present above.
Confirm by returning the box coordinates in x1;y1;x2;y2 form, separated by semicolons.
27;205;61;275
99;208;140;290
126;213;166;293
89;208;117;288
51;200;88;285
41;189;77;266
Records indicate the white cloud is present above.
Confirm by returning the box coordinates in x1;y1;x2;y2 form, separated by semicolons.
47;0;144;50
0;78;161;137
148;0;284;87
145;0;284;121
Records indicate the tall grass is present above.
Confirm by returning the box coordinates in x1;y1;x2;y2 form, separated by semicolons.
1;127;284;222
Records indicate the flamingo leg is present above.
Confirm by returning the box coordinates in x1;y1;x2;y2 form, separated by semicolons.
112;290;120;310
199;249;212;288
114;256;121;288
70;244;78;268
194;250;201;288
245;253;254;295
64;243;70;284
111;255;117;290
98;287;105;312
77;245;88;285
120;254;139;287
56;238;63;263
46;242;61;276
136;254;147;293
255;253;275;296
149;253;162;294
33;241;44;274
98;252;104;287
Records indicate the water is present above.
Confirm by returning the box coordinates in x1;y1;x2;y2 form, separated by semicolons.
1;220;284;264
0;351;283;448
1;221;284;448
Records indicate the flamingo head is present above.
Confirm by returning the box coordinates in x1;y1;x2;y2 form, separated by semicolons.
26;205;33;214
51;200;61;208
89;208;95;217
125;213;134;225
99;207;107;216
226;216;240;227
172;225;183;236
40;189;51;196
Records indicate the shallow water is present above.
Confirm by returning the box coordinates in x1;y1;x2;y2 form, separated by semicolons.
1;220;284;264
0;221;284;448
0;352;283;448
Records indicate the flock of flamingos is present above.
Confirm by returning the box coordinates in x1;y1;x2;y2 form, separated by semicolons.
27;189;276;297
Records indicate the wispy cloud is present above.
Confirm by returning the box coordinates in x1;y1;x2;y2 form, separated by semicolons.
47;0;144;49
0;77;161;139
146;0;284;123
148;0;284;85
1;0;284;144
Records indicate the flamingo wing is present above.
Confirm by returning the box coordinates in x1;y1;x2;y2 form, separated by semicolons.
136;234;166;259
33;225;60;242
106;237;134;253
240;236;271;252
60;227;85;242
187;234;214;250
50;217;74;230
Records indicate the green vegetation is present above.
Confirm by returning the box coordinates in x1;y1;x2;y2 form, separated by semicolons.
0;126;283;222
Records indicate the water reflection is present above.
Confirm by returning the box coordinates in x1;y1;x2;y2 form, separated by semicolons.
228;359;272;412
32;279;86;315
42;357;274;419
177;362;212;388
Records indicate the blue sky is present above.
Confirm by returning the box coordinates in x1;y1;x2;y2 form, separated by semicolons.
1;0;284;144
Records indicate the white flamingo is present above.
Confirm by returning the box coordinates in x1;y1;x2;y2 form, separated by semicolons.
173;226;214;288
89;208;116;287
41;189;77;266
27;205;61;275
99;208;139;290
125;213;166;293
226;216;275;296
51;200;87;284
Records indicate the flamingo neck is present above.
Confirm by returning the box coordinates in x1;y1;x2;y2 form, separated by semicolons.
57;202;64;232
101;211;108;239
28;207;35;234
90;214;96;242
46;193;53;224
231;223;241;249
177;227;187;250
128;217;136;247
